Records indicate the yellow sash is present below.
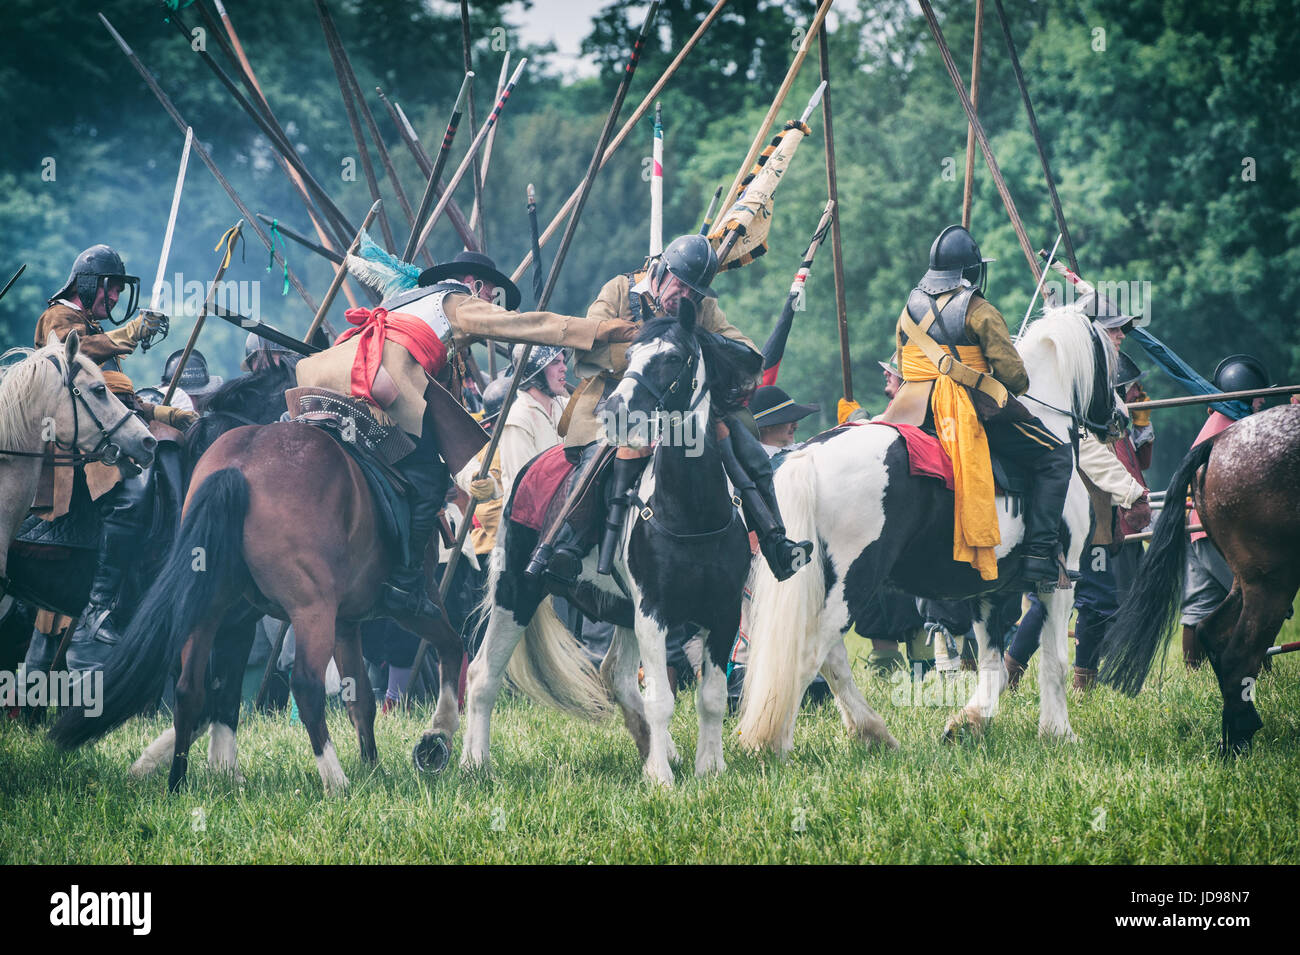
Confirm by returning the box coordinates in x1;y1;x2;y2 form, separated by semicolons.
900;344;1000;580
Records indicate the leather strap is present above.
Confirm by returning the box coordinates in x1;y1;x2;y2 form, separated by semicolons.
898;303;1009;408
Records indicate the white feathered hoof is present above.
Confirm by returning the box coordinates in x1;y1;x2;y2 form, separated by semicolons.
413;732;451;775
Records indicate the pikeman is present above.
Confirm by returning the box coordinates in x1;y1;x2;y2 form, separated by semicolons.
525;232;813;591
878;224;1073;587
293;249;637;622
27;244;196;679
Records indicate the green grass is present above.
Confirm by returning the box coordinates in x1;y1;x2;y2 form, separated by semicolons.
3;610;1299;864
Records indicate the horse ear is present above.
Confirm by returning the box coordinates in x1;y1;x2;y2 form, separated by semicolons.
63;330;80;365
677;298;697;334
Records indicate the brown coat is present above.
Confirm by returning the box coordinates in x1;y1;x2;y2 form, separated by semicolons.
879;291;1029;427
563;274;758;448
34;302;133;365
295;292;608;440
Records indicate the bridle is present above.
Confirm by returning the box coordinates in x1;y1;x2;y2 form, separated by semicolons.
623;339;706;417
1022;321;1126;444
37;353;137;466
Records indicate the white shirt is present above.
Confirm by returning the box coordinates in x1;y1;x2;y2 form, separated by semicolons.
498;388;568;499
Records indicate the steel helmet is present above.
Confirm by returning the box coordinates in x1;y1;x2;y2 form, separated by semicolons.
51;244;141;324
918;225;994;295
652;233;719;298
1213;354;1271;394
510;343;569;393
241;331;299;371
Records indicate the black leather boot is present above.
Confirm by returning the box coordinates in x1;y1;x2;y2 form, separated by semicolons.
720;422;811;581
67;467;152;670
1019;442;1073;587
382;443;447;622
597;456;649;575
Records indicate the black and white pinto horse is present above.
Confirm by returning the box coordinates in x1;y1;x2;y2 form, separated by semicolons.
737;307;1119;754
462;311;754;785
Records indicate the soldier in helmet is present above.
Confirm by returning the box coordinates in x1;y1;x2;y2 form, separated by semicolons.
241;331;303;375
159;348;223;413
879;224;1074;586
294;249;637;621
526;232;812;595
24;244;195;683
498;344;570;499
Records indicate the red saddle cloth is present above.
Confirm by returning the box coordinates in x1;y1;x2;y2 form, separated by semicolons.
510;444;576;531
847;421;954;490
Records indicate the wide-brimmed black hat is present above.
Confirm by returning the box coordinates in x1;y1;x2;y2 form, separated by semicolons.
751;385;820;427
418;251;521;310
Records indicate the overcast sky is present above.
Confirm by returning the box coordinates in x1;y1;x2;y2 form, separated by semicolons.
506;0;616;79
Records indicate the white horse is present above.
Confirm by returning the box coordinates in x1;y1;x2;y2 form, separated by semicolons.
736;307;1118;754
0;331;157;589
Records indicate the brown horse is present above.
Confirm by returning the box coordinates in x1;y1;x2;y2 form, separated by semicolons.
1101;403;1300;753
50;421;466;793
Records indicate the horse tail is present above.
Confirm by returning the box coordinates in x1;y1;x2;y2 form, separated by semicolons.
1100;439;1212;695
736;446;826;751
50;468;250;749
506;596;612;721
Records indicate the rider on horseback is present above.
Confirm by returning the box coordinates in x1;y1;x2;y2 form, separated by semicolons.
525;232;813;591
878;225;1073;586
293;250;638;622
27;245;195;679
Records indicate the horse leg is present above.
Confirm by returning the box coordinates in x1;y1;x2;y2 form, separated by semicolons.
694;627;731;777
206;612;258;782
820;639;898;751
289;605;348;795
944;600;1008;740
460;604;527;773
1037;587;1077;741
334;621;377;766
412;610;465;775
168;617;223;793
633;612;676;786
1211;581;1294;756
601;625;651;761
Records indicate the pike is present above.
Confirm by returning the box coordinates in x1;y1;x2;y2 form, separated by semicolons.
527;183;544;306
460;0;485;247
211;305;322;357
698;186;723;234
650;101;664;256
402;73;474;262
163;221;244;407
915;0;1041;281
1014;231;1062;342
818;27;852;402
760;199;836;387
305;200;384;345
510;0;731;283
99;14;322;319
411;59;528;254
718;0;834;219
204;0;359;308
469;53;512;239
315;0;397;254
166;6;357;249
0;264;25;305
255;213;345;265
961;0;986;230
410;1;662;696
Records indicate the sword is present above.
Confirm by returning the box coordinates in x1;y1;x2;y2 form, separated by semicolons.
0;263;25;304
1013;231;1061;342
140;126;194;352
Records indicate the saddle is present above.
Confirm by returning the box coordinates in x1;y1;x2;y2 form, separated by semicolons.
285;386;414;564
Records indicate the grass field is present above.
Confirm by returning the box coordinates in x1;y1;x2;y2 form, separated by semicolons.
2;609;1298;865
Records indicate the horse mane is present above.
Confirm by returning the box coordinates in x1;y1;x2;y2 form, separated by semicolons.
206;363;296;416
0;343;64;451
1018;306;1114;417
633;317;759;416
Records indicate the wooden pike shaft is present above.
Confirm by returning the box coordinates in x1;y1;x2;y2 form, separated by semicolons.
163;220;244;407
305;200;383;345
818;28;852;403
461;0;485;247
916;0;1041;281
719;0;834;220
961;0;984;230
469;53;511;236
410;2;662;696
1125;384;1300;411
207;0;360;309
510;0;731;283
256;214;345;265
99;14;321;317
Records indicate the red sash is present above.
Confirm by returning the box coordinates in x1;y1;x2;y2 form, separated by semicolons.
336;306;448;405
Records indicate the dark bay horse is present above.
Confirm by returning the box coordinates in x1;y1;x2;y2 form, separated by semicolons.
462;312;756;785
1101;403;1300;753
50;416;467;794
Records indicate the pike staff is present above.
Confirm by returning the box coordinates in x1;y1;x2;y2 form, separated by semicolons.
162;221;244;407
760;199;836;388
404;73;475;262
0;264;26;305
962;0;985;230
817;27;852;402
409;1;662;696
650;102;664;256
527;183;544;306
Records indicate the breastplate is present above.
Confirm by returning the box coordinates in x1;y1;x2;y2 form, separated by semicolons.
380;282;468;348
904;286;977;348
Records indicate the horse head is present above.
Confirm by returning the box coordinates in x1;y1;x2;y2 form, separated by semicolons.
32;330;156;471
1019;307;1124;443
605;306;709;453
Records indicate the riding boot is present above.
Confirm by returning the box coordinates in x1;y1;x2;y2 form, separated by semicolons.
719;421;811;581
382;441;448;622
1019;442;1074;587
596;455;650;576
525;445;606;586
1003;651;1027;692
67;466;153;672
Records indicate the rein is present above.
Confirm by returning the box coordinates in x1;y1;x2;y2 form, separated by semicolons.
0;354;137;468
1021;323;1123;441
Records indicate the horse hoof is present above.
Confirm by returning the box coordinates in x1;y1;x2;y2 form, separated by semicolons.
412;733;451;775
